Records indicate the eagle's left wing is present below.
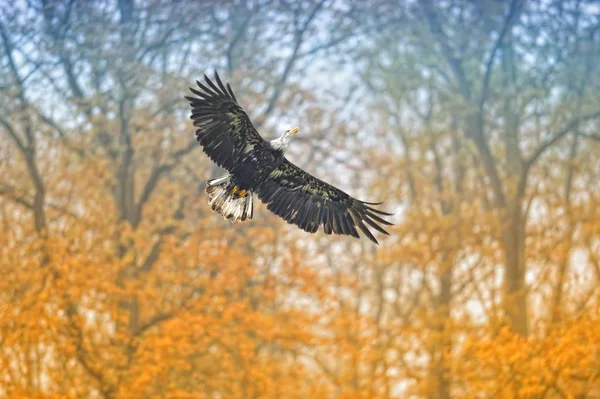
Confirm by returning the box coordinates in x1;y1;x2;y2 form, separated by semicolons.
257;159;393;244
185;72;266;171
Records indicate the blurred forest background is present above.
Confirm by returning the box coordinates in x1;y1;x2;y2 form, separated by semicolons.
1;0;600;398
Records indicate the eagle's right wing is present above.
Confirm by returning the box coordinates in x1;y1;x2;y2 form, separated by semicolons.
185;72;266;171
257;159;393;244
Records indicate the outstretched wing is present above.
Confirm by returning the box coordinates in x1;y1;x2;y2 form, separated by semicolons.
185;72;266;171
257;159;393;244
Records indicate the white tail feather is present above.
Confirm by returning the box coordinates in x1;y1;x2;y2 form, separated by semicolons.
206;175;229;187
206;175;253;222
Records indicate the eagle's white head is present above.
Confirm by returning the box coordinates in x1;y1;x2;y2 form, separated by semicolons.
270;126;299;152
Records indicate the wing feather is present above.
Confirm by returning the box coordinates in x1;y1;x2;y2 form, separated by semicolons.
186;72;266;171
204;73;224;95
226;83;238;102
364;216;391;236
322;206;332;235
214;72;229;95
257;159;393;244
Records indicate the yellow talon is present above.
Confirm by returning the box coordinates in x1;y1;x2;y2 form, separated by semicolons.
239;189;247;197
232;186;238;194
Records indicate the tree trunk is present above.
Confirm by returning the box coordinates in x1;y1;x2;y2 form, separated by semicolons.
430;265;452;399
500;41;528;337
501;207;528;336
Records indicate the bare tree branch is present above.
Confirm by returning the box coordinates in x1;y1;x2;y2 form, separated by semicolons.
0;114;26;153
226;6;258;72
258;0;327;126
0;183;33;209
420;0;471;100
0;20;47;233
525;110;600;169
133;139;197;227
479;0;521;110
581;133;600;142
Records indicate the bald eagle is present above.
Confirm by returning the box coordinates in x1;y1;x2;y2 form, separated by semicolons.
185;72;392;244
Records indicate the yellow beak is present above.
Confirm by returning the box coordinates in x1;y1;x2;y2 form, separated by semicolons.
289;127;300;135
